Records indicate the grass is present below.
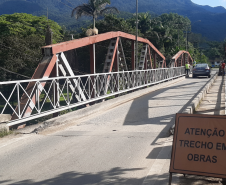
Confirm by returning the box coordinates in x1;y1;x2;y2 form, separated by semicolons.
105;90;115;100
0;128;13;138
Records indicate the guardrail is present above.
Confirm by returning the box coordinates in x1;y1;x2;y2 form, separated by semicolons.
225;75;226;115
0;67;185;126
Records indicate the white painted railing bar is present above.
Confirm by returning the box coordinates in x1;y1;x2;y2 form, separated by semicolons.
0;68;183;85
0;67;185;126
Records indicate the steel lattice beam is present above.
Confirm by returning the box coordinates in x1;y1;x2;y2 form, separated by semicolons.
172;50;193;66
42;31;165;61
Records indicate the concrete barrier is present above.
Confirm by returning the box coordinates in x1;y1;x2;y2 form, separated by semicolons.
181;72;218;114
225;75;226;115
0;114;11;132
169;72;218;135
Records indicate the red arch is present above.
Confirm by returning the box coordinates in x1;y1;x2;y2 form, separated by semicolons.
172;50;193;67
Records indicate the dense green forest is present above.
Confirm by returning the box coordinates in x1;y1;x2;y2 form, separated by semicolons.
1;11;225;82
0;0;226;41
0;13;63;81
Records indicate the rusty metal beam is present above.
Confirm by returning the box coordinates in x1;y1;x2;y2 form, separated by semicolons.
11;55;57;121
162;60;166;68
148;46;153;69
109;37;119;72
131;41;135;70
144;56;147;70
188;56;191;65
42;31;165;61
153;52;156;69
172;50;193;63
90;44;96;74
114;46;119;72
114;48;119;93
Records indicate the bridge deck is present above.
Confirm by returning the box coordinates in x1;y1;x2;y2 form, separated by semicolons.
0;73;221;185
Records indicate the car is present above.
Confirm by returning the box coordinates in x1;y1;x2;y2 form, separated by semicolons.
192;63;211;78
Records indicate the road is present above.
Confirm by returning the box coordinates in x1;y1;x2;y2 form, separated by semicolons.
0;74;216;185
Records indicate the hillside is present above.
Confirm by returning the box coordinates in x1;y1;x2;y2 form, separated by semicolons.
199;5;226;14
0;0;226;41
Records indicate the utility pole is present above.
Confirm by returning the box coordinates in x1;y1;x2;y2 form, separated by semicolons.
136;0;138;70
186;27;188;51
45;8;52;45
198;47;203;63
186;31;192;51
178;29;179;48
174;23;184;49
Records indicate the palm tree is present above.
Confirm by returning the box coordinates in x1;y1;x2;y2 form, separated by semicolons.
71;0;119;30
137;12;152;34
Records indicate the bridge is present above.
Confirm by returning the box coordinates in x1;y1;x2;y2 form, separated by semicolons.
1;31;222;185
0;31;193;128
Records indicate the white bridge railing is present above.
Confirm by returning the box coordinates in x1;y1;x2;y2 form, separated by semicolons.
0;67;185;126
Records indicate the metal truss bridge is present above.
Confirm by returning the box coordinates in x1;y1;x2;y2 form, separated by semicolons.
0;31;193;128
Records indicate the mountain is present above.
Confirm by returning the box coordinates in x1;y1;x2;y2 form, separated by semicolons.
111;0;226;41
0;0;226;41
198;5;226;14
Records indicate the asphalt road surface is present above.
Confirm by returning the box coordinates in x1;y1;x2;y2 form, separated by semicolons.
0;74;216;185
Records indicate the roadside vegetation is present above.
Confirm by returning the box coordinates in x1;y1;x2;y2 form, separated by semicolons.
1;11;223;82
1;5;224;80
0;128;13;138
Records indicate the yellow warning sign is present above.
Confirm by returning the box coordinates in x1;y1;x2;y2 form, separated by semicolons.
170;113;226;178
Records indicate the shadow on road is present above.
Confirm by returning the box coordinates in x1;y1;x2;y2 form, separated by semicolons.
146;146;171;159
122;75;216;158
214;75;224;115
2;171;223;185
1;168;145;185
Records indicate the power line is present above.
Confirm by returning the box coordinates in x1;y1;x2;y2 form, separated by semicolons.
0;43;40;58
56;0;73;9
73;70;87;75
0;67;30;79
65;0;75;6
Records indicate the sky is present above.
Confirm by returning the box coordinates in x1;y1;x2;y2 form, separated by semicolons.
191;0;226;8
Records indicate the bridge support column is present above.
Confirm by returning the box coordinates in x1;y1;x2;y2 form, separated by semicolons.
131;41;135;70
90;44;96;74
179;56;182;66
114;45;119;93
144;56;147;70
148;46;153;69
153;52;156;69
114;47;119;72
90;44;96;99
144;55;148;84
162;59;166;68
188;56;191;65
179;56;182;67
52;55;60;118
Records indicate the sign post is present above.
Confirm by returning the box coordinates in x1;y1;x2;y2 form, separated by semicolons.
169;113;226;184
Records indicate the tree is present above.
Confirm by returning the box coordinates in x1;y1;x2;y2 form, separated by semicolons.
0;35;44;80
0;13;63;81
71;0;119;29
0;13;63;43
77;14;138;73
128;12;152;34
